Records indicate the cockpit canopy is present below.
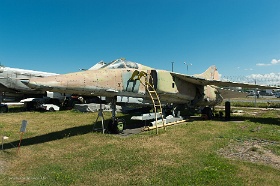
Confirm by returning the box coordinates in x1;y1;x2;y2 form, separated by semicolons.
101;59;139;69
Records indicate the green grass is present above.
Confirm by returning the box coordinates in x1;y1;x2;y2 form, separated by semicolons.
0;108;280;185
229;101;280;108
222;99;280;108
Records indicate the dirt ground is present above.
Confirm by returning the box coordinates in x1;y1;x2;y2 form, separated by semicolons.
218;139;280;169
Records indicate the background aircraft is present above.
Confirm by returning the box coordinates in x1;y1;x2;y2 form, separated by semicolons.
0;64;58;102
0;62;105;102
23;58;277;132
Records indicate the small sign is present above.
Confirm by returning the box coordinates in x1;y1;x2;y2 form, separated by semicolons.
20;120;28;133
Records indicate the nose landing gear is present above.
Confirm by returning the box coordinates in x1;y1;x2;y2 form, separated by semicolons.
93;96;126;134
107;118;125;134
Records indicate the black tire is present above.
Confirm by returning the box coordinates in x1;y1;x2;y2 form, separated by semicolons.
107;118;125;134
49;107;55;112
116;118;125;133
201;107;213;120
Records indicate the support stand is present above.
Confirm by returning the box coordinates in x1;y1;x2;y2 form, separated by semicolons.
93;103;105;134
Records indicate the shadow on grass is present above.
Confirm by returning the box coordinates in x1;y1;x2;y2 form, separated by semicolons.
2;123;94;150
2;116;148;150
213;115;280;126
233;116;280;126
6;106;25;113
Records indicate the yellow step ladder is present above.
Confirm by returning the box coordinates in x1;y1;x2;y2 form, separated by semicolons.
130;70;165;134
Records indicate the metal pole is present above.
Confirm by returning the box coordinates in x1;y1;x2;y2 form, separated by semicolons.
254;79;257;107
184;62;192;74
171;62;174;72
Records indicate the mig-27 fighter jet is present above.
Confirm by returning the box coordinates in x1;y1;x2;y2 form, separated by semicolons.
23;58;276;133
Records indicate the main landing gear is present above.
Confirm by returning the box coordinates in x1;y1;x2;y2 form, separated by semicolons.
107;118;125;134
201;106;214;120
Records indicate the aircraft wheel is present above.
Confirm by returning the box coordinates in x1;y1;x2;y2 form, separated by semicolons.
49;107;55;112
107;118;125;134
116;118;125;133
202;107;213;120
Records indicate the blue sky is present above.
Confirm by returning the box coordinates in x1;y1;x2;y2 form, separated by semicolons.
0;0;280;83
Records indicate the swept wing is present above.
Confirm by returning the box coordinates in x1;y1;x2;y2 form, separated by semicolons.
171;72;278;90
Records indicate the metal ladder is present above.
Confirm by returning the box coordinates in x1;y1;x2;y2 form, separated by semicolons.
130;70;165;134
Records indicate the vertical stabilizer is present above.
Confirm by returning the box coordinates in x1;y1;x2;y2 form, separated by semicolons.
194;65;219;80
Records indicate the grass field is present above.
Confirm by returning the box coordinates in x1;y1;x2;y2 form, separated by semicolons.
0;108;280;185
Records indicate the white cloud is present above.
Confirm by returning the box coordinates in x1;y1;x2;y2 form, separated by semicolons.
246;72;280;85
271;59;280;65
256;63;270;66
256;59;280;66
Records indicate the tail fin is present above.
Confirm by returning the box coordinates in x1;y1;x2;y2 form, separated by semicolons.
194;65;220;80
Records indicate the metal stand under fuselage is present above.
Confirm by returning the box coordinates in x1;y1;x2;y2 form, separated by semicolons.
111;96;117;122
93;96;119;134
93;102;105;134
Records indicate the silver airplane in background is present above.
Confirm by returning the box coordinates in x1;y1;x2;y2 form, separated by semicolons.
0;62;106;102
0;64;59;102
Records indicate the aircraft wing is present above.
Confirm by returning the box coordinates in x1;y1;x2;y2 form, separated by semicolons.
171;72;279;89
216;88;247;99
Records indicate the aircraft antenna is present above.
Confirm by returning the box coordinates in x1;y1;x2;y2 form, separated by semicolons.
171;62;174;72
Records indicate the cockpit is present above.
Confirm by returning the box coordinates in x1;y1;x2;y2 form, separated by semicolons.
101;59;139;69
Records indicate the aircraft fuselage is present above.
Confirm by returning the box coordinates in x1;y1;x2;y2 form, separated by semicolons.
27;68;222;107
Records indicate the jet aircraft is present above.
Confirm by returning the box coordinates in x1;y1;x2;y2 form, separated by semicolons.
0;64;59;102
0;62;107;102
23;58;277;132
